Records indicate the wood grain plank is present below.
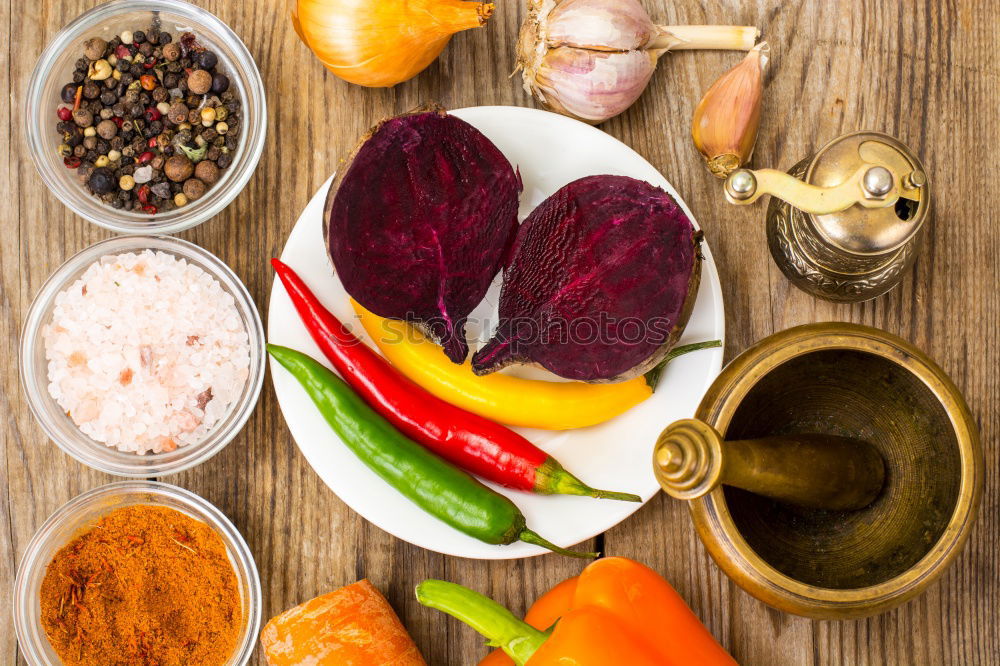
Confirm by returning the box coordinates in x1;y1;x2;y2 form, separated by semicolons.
3;0;999;664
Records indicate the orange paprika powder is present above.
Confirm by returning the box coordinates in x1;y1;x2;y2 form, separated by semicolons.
39;505;242;666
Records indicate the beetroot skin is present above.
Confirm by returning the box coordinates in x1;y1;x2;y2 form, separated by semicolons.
324;107;522;363
471;175;701;382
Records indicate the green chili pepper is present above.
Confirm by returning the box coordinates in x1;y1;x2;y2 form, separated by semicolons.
268;344;597;558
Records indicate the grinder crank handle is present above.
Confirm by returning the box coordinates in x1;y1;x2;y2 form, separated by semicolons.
653;419;885;511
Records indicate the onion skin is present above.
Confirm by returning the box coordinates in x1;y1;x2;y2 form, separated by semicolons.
295;0;494;87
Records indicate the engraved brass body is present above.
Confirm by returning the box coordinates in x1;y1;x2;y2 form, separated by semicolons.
654;323;982;619
724;132;929;302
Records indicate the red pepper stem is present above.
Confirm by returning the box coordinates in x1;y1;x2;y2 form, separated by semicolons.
534;458;641;502
643;340;722;390
415;580;547;666
519;529;599;559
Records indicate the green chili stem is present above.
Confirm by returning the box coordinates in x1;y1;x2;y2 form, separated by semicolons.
416;580;548;666
644;340;723;390
519;529;598;559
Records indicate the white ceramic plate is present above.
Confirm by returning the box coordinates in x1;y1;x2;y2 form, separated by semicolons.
268;106;725;560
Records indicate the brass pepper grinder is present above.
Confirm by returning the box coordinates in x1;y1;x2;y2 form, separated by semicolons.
654;418;885;511
724;132;929;303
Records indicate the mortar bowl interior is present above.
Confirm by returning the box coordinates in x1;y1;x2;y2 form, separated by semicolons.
689;323;981;619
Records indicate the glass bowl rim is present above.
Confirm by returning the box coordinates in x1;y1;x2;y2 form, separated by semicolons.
24;0;267;235
19;234;266;477
12;480;263;665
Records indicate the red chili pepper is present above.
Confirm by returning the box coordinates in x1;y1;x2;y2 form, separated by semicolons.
271;259;639;501
57;107;72;121
142;204;158;215
63;156;81;168
137;184;151;205
73;85;83;111
138;151;154;164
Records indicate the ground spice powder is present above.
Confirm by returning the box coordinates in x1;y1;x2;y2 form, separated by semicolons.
39;504;242;665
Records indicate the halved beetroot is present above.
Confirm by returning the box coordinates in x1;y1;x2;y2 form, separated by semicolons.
471;175;701;382
324;106;522;363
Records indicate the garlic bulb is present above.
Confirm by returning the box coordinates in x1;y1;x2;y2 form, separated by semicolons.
517;0;758;124
692;42;769;178
294;0;494;88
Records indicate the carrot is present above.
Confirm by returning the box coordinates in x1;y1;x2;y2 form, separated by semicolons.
261;579;427;665
479;577;579;666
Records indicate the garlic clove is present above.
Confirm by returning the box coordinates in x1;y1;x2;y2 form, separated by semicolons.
547;0;657;51
691;41;769;178
526;47;659;124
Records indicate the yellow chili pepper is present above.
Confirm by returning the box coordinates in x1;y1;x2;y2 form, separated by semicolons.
352;300;720;430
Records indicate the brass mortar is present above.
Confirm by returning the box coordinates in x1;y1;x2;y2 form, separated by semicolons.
654;323;982;619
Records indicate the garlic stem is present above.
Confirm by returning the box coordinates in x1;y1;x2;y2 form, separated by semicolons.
651;25;759;51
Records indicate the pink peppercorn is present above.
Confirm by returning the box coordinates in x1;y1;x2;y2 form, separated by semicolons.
138;151;154;164
145;106;161;122
142;204;158;215
57;107;72;121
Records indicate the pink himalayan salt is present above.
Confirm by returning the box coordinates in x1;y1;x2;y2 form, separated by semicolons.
43;250;251;454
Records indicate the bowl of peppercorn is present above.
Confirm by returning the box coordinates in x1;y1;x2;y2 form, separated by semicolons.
25;0;266;234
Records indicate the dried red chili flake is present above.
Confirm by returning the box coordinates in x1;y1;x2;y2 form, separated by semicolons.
113;117;124;128
63;156;81;168
57;107;72;121
137;184;151;205
138;151;154;164
142;204;158;215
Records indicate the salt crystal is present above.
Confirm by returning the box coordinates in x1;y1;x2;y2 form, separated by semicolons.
43;250;251;455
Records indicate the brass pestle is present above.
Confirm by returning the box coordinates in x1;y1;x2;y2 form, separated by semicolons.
654;419;885;511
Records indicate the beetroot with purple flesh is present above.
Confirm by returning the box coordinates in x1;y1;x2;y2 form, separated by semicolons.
324;107;522;363
471;174;701;382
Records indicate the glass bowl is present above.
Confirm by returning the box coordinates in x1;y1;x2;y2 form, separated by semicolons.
25;0;266;234
20;235;266;476
13;481;262;665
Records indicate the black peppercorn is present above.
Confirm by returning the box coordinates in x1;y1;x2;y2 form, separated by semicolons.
110;136;125;151
210;73;229;94
100;91;117;105
163;72;179;88
96;139;110;154
121;72;134;86
82;82;100;99
72;71;86;84
159;31;172;44
217;153;232;169
138;42;153;57
196;51;218;70
130;63;143;77
152;87;169;103
88;167;115;194
129;104;144;119
133;30;146;43
73;144;87;158
61;82;79;103
116;58;130;73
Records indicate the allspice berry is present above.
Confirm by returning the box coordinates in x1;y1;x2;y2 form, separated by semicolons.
194;160;220;185
96;119;118;140
187;70;213;95
164;155;193;182
167;102;189;125
182;178;207;201
72;108;94;128
162;42;181;62
83;37;107;61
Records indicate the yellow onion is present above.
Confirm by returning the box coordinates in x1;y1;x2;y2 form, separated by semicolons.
692;41;769;178
294;0;494;87
517;0;758;124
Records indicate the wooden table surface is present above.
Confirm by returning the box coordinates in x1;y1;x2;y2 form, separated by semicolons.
3;1;998;664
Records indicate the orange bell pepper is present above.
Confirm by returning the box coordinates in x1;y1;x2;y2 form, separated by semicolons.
417;558;735;666
480;577;578;666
